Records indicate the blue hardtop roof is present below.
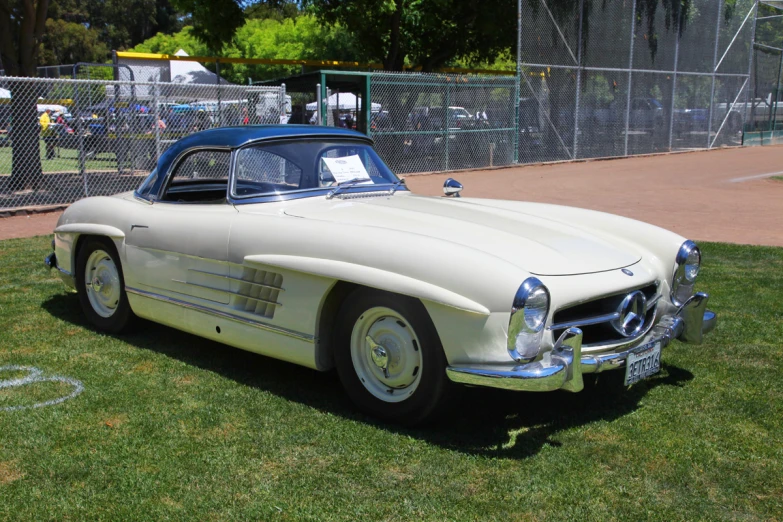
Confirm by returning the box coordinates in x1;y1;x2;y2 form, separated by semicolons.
167;124;369;152
156;125;372;179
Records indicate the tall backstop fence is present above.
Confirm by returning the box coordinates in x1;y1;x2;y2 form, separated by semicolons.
0;76;285;212
748;1;783;144
365;0;781;174
517;0;756;161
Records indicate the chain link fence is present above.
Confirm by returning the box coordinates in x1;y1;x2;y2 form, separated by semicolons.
0;76;284;212
2;0;782;212
364;0;771;174
369;73;517;174
517;0;758;162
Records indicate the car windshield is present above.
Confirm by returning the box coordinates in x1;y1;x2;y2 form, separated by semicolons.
232;140;401;199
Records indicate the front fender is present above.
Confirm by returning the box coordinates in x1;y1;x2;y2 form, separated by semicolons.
244;254;490;316
54;223;125;238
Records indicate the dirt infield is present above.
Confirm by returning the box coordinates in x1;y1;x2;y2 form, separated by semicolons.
406;145;783;247
0;210;62;241
1;145;781;245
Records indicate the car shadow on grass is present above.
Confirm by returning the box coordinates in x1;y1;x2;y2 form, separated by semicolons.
43;292;694;460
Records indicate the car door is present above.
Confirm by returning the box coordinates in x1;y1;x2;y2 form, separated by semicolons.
124;148;237;307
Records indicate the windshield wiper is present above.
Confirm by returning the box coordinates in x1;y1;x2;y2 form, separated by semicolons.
326;178;371;199
388;178;406;195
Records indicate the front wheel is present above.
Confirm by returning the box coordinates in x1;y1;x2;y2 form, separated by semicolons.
75;237;135;333
334;288;452;425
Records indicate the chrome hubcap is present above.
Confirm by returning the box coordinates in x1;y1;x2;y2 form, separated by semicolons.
84;249;121;318
367;335;390;377
350;307;423;403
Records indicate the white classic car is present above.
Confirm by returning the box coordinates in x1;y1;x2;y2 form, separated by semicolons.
46;125;716;424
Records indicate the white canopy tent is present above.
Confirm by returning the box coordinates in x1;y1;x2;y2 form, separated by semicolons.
169;49;232;85
306;92;381;111
0;88;70;115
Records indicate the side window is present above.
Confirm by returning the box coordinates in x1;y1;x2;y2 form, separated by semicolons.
171;150;230;180
136;168;158;199
234;148;303;196
161;150;230;202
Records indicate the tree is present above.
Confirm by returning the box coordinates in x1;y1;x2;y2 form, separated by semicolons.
39;18;110;66
169;0;247;52
1;0;51;190
306;0;516;72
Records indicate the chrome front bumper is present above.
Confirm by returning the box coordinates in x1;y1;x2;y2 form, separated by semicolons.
446;292;717;393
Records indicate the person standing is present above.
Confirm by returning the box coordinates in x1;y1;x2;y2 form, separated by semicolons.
40;109;56;159
39;108;51;131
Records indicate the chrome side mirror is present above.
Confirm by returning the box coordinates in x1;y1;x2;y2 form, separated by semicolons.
443;178;463;197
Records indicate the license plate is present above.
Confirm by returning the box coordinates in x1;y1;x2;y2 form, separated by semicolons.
624;341;662;386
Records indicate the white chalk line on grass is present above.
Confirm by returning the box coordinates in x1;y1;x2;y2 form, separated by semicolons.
0;365;84;412
727;170;783;183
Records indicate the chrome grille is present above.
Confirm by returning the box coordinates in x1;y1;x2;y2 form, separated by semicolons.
550;283;659;347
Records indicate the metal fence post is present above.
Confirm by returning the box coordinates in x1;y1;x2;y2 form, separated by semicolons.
444;81;451;171
707;0;726;148
216;59;222;127
514;0;522;164
669;4;684;151
772;50;783;131
77;82;87;197
280;83;286;123
573;0;585;158
624;0;638;156
153;80;161;161
316;83;322;126
364;74;372;136
743;0;760;144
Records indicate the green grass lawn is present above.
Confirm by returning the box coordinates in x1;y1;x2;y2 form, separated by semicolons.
772;175;783;182
0;141;128;175
1;237;782;520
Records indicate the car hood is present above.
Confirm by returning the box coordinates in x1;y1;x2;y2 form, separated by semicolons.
282;193;641;276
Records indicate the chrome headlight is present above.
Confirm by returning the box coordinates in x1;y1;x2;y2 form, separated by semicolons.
672;240;701;306
508;277;550;362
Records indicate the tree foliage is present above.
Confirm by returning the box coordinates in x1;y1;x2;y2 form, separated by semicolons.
39;18;110;66
130;14;368;82
306;0;516;71
169;0;245;52
48;0;183;53
1;0;185;71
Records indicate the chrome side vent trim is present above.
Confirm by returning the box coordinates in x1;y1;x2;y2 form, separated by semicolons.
173;267;284;319
232;267;284;319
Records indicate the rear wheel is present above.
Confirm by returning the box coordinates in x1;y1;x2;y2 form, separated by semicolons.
334;288;452;425
75;237;134;333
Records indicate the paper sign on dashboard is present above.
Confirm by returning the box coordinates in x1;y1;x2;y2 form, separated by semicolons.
322;155;372;184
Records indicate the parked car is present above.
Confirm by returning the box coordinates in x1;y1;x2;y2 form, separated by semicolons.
46;125;716;424
408;106;474;130
557;97;665;136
